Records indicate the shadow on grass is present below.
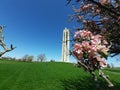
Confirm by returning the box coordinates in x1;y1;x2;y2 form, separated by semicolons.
61;76;120;90
112;81;120;90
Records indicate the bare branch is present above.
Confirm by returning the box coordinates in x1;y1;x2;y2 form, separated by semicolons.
0;26;16;57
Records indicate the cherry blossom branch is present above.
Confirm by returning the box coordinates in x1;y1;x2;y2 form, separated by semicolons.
89;0;120;18
67;0;120;19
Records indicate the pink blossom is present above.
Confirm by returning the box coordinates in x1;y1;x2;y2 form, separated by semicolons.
102;40;108;45
82;4;93;11
91;45;97;53
96;9;101;13
73;43;84;60
77;16;83;20
82;41;90;51
74;43;82;51
74;31;80;38
95;56;107;67
91;35;102;45
73;29;109;67
97;45;109;53
99;0;110;5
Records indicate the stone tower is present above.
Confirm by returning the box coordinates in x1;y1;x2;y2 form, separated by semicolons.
61;28;70;62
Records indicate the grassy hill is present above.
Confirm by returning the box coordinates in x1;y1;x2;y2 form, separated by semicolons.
0;60;120;90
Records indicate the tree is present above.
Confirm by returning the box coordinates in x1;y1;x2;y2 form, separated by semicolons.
111;63;114;68
27;55;34;62
22;54;34;62
107;63;111;68
22;54;29;62
37;54;46;62
0;26;16;57
66;0;119;88
50;59;55;62
67;0;120;55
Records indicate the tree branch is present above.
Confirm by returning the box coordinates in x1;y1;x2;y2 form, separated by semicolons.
89;0;120;18
0;26;16;57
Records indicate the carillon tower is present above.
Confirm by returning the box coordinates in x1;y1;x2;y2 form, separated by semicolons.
61;28;70;62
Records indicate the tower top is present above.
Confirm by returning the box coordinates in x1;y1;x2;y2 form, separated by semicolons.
64;27;69;32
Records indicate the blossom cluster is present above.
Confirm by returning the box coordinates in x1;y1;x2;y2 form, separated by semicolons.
73;4;93;13
73;30;109;67
99;0;110;5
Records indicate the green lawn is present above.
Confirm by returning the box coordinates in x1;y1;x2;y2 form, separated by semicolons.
0;60;120;90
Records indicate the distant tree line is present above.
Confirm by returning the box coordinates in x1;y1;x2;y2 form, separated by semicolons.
1;56;16;61
1;53;47;62
22;54;34;62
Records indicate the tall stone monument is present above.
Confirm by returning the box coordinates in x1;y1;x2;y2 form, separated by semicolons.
61;28;70;62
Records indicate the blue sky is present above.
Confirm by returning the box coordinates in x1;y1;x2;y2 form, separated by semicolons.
0;0;75;61
0;0;119;67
